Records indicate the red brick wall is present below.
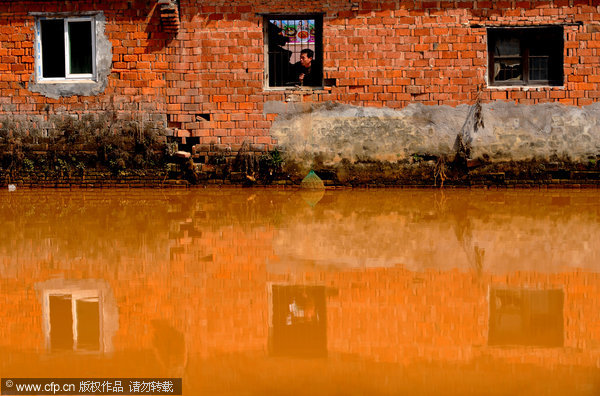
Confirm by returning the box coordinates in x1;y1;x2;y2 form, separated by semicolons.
0;1;168;119
171;0;600;149
1;1;600;150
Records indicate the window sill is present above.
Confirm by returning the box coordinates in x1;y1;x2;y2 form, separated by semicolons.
488;84;565;90
36;79;98;84
263;86;329;93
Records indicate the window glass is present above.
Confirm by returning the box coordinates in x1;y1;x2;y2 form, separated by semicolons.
494;37;520;56
41;19;66;78
68;21;93;75
529;57;549;81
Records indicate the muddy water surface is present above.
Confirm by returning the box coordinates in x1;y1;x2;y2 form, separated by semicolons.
1;188;599;395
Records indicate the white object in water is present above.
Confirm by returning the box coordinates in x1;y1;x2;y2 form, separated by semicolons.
8;184;16;192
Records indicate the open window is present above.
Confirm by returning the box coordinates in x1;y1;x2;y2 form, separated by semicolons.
264;15;323;88
45;290;103;352
489;288;564;347
36;16;96;81
488;26;563;87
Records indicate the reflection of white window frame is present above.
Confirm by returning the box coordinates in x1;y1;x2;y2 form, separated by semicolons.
42;289;104;352
34;16;97;82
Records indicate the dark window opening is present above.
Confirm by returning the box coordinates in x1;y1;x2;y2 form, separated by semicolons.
68;21;93;74
488;26;563;86
265;15;323;88
41;20;66;78
270;285;327;357
489;289;564;347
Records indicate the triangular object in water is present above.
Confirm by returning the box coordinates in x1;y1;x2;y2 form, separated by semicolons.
300;170;325;190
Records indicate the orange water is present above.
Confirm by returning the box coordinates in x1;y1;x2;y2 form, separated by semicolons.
1;188;599;395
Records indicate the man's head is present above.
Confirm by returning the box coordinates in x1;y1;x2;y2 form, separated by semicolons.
300;48;314;68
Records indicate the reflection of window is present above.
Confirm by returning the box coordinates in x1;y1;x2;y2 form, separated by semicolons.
488;26;563;86
36;16;96;80
264;15;323;88
45;291;102;352
489;289;564;347
269;285;326;357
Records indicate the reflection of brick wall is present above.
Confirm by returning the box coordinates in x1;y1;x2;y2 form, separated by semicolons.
323;268;487;364
2;236;600;367
1;1;600;150
323;269;600;366
0;225;274;357
0;278;45;351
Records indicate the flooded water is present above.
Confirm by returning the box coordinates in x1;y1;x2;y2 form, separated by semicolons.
1;188;599;395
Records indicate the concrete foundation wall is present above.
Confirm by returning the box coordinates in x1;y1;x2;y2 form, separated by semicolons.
270;101;600;166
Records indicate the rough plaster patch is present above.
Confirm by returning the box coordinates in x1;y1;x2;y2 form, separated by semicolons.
270;101;600;165
28;12;112;99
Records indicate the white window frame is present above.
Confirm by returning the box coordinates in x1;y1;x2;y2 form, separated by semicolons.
42;289;104;352
35;16;97;82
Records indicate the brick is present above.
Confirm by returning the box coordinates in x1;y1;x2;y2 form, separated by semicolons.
0;0;598;157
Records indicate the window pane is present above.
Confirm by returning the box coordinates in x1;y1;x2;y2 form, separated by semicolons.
68;21;93;75
494;37;520;57
529;56;549;81
41;19;65;78
76;298;100;351
494;58;522;82
49;294;73;350
528;27;563;84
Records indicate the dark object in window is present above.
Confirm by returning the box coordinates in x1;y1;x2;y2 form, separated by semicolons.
488;26;563;86
489;289;564;347
265;15;323;88
270;285;327;357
